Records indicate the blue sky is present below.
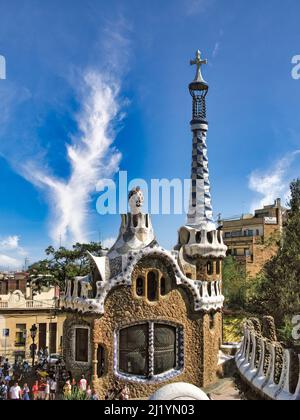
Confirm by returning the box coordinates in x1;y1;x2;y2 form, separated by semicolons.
0;0;300;269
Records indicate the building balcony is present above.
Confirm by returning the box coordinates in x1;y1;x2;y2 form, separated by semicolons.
224;234;257;240
232;255;254;263
0;299;57;310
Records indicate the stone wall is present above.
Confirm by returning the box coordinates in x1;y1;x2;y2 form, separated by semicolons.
64;279;222;399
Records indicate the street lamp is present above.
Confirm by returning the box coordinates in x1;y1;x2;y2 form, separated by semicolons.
30;324;38;367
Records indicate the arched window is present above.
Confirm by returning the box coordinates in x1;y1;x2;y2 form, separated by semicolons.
136;277;145;297
118;322;183;379
132;214;139;228
207;261;213;276
179;228;190;245
147;271;158;301
196;231;202;244
207;231;213;244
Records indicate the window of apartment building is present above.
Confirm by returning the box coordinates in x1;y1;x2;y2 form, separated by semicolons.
15;324;26;347
0;281;8;294
2;329;9;338
232;231;242;238
38;323;47;350
256;211;269;218
248;230;254;237
75;328;89;363
256;229;260;236
118;322;182;379
49;323;57;354
224;232;231;238
244;249;251;257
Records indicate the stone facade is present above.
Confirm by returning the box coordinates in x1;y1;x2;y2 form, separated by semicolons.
63;275;223;399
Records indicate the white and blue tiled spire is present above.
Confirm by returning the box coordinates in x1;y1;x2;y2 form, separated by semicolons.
187;50;215;231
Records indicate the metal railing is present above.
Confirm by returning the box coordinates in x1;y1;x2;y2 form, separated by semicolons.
0;299;57;310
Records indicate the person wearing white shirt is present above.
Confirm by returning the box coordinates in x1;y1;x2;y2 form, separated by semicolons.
50;378;57;401
79;375;87;392
10;382;21;400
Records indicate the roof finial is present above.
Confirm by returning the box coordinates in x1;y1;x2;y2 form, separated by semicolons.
190;50;208;83
128;186;144;215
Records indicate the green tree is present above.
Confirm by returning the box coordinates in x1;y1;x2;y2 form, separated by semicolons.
222;256;247;308
251;179;300;328
29;242;105;290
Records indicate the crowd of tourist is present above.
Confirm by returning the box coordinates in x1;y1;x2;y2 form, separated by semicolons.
0;354;132;400
62;374;99;400
0;352;99;400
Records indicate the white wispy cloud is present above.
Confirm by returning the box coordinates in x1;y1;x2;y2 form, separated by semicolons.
248;150;300;212
0;19;131;252
0;235;28;270
0;235;20;250
0;254;21;269
0;82;31;128
212;42;220;59
21;71;123;245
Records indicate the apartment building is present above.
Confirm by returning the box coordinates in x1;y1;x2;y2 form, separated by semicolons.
220;199;285;277
0;272;65;364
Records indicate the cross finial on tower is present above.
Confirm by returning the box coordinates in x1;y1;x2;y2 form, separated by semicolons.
190;50;207;83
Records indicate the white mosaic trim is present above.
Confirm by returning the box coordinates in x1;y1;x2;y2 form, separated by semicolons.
60;246;224;314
